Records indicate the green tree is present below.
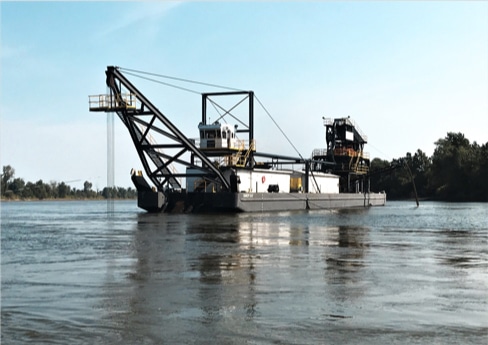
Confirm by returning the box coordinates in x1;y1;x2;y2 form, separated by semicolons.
83;181;92;193
49;181;58;198
32;180;48;199
476;143;488;201
370;158;406;198
83;180;95;198
126;187;137;199
57;182;70;198
409;149;432;198
102;186;118;199
430;132;472;201
8;177;26;196
1;165;15;196
21;182;34;199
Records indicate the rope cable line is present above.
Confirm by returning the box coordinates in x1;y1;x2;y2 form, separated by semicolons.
207;96;249;128
254;95;304;161
119;67;304;162
122;70;201;95
119;67;244;92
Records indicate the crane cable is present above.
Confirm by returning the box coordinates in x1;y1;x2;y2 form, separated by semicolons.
119;67;244;92
118;67;305;160
254;95;304;161
121;70;201;95
252;95;323;193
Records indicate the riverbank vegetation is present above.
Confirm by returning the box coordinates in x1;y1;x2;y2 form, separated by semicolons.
370;132;488;201
2;132;487;202
1;166;137;201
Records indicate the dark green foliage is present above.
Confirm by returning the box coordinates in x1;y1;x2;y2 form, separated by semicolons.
1;168;137;200
371;132;488;201
100;186;135;199
1;165;15;195
429;133;487;201
57;182;70;198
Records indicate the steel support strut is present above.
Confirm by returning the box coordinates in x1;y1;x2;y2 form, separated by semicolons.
105;66;231;191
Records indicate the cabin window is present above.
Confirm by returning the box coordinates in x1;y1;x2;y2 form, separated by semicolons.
222;131;227;139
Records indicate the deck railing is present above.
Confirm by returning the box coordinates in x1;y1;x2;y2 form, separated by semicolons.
89;93;138;111
312;148;369;160
322;117;368;142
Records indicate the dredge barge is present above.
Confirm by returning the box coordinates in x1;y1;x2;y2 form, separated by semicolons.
89;66;386;212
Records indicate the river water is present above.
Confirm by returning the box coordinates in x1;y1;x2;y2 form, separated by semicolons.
1;200;487;344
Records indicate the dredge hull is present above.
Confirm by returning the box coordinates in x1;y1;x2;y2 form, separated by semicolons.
162;191;386;213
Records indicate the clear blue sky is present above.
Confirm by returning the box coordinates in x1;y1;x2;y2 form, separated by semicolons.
1;1;487;189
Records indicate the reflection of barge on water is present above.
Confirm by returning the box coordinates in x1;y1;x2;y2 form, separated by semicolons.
89;66;385;212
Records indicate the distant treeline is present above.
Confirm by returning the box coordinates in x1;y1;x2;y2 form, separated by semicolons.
1;167;137;200
2;132;487;202
370;132;488;202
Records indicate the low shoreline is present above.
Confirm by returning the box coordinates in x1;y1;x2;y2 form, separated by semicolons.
1;197;136;202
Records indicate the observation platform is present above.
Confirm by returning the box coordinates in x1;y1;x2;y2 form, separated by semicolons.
89;93;138;112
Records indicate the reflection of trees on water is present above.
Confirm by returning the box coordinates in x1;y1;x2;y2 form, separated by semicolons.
436;229;482;269
322;225;370;301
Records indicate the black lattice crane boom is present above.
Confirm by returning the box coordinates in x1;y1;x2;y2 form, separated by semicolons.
89;66;231;193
